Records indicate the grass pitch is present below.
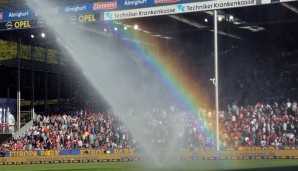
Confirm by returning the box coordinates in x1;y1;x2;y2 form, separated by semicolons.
1;160;298;171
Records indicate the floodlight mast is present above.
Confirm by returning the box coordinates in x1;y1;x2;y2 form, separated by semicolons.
17;37;21;131
214;10;220;152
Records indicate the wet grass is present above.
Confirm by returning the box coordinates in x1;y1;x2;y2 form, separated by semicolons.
1;160;298;171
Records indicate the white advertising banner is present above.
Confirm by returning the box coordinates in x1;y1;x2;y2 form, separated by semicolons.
104;0;258;20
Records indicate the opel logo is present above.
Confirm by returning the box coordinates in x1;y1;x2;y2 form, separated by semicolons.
69;15;77;24
6;21;13;30
37;19;44;27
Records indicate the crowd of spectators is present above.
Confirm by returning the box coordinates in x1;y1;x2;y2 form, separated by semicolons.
3;110;134;151
2;99;298;151
1;107;215;151
219;100;298;147
127;107;214;148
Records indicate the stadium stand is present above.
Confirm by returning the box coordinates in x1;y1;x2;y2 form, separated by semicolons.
0;107;216;151
220;101;298;147
2;98;298;152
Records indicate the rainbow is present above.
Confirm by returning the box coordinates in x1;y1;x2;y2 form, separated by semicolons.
111;23;215;146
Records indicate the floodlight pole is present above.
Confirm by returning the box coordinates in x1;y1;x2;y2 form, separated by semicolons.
214;10;220;152
31;45;35;121
57;50;61;110
44;45;48;115
17;37;21;131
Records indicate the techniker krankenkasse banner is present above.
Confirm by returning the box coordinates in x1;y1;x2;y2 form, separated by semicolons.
104;0;257;20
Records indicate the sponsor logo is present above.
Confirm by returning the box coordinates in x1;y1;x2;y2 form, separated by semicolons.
104;6;177;20
123;0;148;6
93;1;117;10
154;0;179;4
69;15;77;24
15;20;31;29
78;14;96;22
69;14;96;24
18;20;31;28
35;7;58;17
65;5;87;13
105;12;113;20
177;4;185;12
37;19;45;27
6;21;13;29
8;11;30;18
105;0;256;20
213;0;255;8
5;20;31;30
0;13;2;20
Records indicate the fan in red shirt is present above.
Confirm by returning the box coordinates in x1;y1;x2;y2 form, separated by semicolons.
66;140;71;149
51;140;56;149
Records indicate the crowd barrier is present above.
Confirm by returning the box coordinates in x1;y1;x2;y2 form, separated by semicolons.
1;146;298;165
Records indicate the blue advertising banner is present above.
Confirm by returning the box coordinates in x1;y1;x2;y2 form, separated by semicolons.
4;146;298;157
5;149;81;157
2;10;35;21
59;3;94;15
117;0;155;9
4;148;138;157
117;0;212;10
220;146;298;151
153;0;198;5
0;0;294;24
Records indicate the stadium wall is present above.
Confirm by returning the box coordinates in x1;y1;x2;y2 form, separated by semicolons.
1;147;298;164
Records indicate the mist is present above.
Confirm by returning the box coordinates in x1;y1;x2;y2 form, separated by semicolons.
26;0;191;166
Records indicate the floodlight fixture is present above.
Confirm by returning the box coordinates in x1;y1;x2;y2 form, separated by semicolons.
134;24;139;30
41;33;45;38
